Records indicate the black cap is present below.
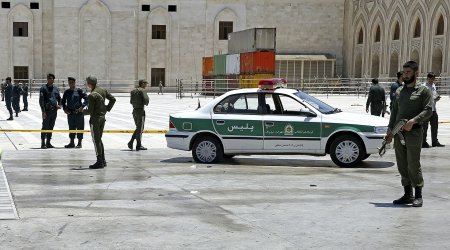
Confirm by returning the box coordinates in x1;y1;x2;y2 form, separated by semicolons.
68;77;76;81
427;72;436;78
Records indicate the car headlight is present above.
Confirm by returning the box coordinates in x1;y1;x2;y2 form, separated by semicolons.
374;126;388;134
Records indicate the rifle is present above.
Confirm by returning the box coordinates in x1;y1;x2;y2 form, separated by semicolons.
378;119;407;157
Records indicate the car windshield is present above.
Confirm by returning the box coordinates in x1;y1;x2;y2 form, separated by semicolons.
293;91;339;114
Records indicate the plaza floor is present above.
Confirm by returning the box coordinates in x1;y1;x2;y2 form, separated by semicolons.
0;92;449;249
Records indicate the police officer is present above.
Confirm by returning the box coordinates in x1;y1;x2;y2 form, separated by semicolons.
385;61;432;207
128;79;149;151
12;81;22;117
83;75;116;169
62;77;88;148
4;77;13;120
366;78;386;116
39;73;62;149
22;82;29;111
422;72;444;148
389;71;403;111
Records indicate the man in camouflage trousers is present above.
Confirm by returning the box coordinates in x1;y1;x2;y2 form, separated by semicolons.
83;76;116;169
385;61;432;207
128;79;150;151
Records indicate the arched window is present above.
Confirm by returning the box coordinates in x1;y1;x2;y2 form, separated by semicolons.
358;28;364;44
413;19;421;38
393;22;400;40
436;15;444;35
375;25;380;42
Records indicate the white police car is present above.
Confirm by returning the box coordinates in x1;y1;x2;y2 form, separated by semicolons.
165;78;388;167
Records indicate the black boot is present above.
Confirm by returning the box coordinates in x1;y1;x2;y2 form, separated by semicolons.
41;140;47;149
128;139;134;150
393;185;414;205
76;139;82;148
89;156;105;169
102;155;107;167
412;187;423;207
65;138;75;148
7;116;13;120
46;139;54;148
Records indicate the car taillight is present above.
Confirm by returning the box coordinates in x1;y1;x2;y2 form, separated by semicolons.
169;121;175;129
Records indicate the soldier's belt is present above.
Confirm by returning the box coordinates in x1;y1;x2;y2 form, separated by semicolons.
0;129;168;134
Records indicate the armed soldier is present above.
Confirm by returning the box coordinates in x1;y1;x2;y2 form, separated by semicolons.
4;77;13;120
62;77;88;148
128;79;149;151
39;73;62;149
83;76;116;169
384;61;432;207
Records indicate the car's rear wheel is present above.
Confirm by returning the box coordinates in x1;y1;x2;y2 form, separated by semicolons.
192;136;223;163
330;135;365;168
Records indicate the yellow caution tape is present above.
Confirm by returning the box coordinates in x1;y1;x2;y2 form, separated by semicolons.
439;121;450;124
0;129;168;134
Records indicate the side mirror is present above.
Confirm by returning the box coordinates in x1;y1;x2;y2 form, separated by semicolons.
299;108;317;117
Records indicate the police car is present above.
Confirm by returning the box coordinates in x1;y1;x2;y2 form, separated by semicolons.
165;78;388;167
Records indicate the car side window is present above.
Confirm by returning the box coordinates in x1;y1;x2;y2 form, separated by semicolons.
214;94;259;114
265;94;308;116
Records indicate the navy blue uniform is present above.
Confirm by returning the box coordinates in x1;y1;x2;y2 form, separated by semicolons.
4;83;13;118
62;88;88;140
12;85;22;115
39;84;61;141
390;80;401;111
22;85;28;110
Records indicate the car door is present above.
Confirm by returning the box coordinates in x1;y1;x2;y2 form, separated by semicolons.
211;93;264;151
263;93;322;153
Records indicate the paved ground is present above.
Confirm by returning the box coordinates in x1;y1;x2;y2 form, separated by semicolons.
0;92;450;249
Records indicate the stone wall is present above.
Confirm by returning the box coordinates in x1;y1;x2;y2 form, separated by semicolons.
344;0;450;78
0;0;346;85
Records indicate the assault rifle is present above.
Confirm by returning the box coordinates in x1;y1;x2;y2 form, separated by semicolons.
378;119;408;157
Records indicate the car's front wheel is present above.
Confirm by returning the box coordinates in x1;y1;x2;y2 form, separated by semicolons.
330;135;365;167
192;136;223;163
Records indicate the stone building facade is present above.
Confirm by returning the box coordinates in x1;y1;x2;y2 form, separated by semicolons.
0;0;346;86
344;0;450;78
1;0;447;86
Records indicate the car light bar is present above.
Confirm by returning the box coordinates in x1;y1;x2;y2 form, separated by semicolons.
258;78;287;90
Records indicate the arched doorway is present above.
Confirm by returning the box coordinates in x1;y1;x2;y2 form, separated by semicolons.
432;48;443;75
355;54;362;78
389;52;399;77
411;50;420;69
371;54;380;78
